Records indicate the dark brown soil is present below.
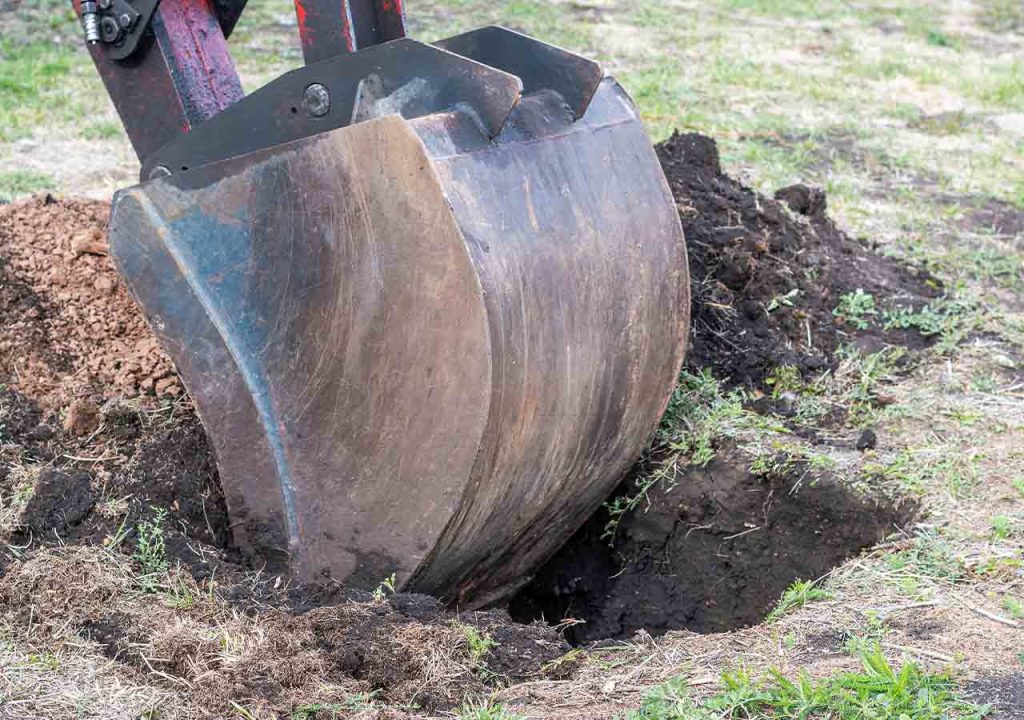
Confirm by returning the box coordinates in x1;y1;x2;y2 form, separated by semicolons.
0;131;940;712
660;133;939;388
509;442;918;643
0;387;227;573
965;674;1024;719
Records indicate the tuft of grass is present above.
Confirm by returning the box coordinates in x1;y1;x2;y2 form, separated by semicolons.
885;530;967;582
655;368;748;464
1012;478;1024;498
1002;596;1024;621
990;514;1022;541
133;507;169;591
882;293;981;352
865;448;980;497
925;29;959;49
0;170;54;202
833;289;877;330
765;579;831;623
625;644;991;719
371;572;397;602
461;624;496;666
831;346;909;425
456;699;526;720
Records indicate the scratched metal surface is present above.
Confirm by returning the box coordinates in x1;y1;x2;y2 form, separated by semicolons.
111;118;494;584
409;78;690;605
109;78;688;604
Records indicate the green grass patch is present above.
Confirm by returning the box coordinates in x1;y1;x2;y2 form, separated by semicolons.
0;39;76;142
625;644;990;719
884;530;967;583
834;289;878;330
865;448;980;497
456;699;526;720
134;507;169;591
764;579;831;623
0;169;54;202
79;121;124;141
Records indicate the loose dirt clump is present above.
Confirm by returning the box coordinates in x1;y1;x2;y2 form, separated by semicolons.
0;193;179;409
0;385;229;579
658;133;938;389
510;442;918;644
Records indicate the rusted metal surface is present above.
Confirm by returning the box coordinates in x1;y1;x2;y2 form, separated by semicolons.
71;0;243;161
110;76;689;605
293;0;406;64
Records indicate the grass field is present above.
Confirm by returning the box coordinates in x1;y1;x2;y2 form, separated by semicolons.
1;1;1023;718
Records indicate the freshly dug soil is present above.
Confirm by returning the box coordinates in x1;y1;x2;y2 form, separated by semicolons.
0;387;228;570
0;193;179;409
0;390;572;715
509;442;918;643
659;133;938;389
0;130;938;712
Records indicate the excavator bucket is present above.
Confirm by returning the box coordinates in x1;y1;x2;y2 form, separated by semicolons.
77;2;689;606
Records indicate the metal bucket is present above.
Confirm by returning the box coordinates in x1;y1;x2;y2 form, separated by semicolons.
109;30;689;606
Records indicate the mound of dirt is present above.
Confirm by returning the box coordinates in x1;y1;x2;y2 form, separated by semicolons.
659;133;938;388
509;442;918;643
0;194;179;409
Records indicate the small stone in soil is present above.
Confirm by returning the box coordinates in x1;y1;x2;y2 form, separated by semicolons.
856;428;878;451
64;399;101;436
70;229;108;256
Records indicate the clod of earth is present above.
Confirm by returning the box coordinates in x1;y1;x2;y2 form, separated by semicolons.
20;468;94;537
660;132;938;389
63;398;100;436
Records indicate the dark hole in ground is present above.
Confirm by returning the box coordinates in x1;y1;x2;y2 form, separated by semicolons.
508;443;918;644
